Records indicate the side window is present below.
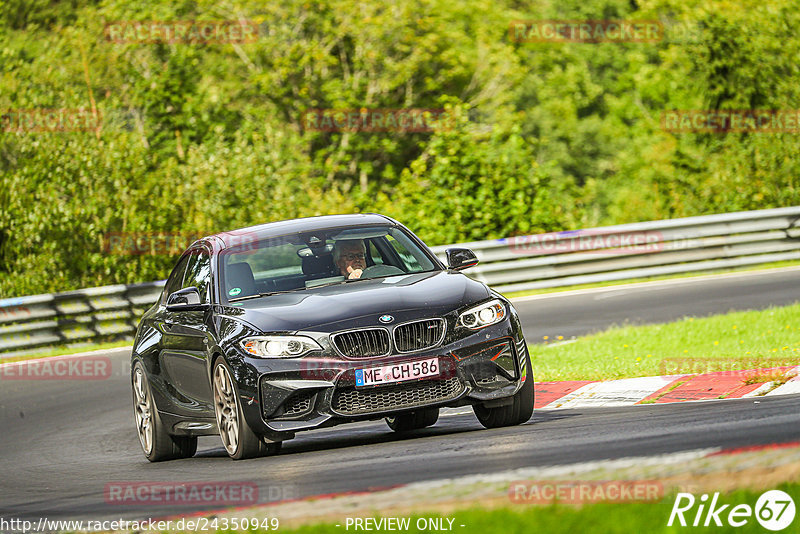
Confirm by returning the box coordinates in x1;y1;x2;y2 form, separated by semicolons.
182;249;212;303
162;254;191;304
387;234;423;270
366;240;384;265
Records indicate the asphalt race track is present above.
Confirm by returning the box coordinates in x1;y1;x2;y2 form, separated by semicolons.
514;267;800;341
1;268;799;522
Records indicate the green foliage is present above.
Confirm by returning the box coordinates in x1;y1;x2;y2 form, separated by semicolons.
376;100;558;244
1;0;798;296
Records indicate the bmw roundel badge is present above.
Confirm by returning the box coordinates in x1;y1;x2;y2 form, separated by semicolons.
379;314;394;324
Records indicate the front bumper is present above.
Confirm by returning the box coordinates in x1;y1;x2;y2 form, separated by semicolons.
233;320;529;441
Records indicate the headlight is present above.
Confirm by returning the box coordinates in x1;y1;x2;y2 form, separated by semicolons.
240;336;322;358
459;299;507;329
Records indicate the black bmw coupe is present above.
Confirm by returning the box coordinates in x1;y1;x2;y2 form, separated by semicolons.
131;214;533;461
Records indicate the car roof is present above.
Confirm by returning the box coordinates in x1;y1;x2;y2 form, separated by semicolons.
200;213;397;251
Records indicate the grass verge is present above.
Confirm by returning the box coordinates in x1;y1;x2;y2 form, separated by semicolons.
531;302;800;381
268;481;800;534
0;340;131;363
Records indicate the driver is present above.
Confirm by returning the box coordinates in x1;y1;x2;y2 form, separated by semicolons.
333;239;367;279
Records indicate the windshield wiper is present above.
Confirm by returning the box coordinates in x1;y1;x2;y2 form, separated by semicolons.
227;294;263;302
303;277;372;290
228;290;299;302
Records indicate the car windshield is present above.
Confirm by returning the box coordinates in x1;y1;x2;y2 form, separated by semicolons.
220;225;438;301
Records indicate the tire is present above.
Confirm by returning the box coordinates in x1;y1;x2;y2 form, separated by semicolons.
385;407;439;432
212;359;281;460
132;362;198;462
474;353;534;429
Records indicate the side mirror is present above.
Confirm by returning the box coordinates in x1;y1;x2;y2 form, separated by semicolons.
446;248;479;271
166;287;207;311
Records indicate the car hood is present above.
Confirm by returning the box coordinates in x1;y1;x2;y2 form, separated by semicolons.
221;271;491;332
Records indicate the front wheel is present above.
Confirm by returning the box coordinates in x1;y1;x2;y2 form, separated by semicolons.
213;359;281;460
385;407;439;432
132;362;197;462
474;354;534;429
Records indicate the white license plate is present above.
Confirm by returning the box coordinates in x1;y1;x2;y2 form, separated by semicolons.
355;358;440;387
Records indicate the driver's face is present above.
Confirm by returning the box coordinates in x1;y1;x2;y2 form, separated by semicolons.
336;245;366;274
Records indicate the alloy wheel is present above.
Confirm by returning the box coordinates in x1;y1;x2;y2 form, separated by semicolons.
213;364;240;455
133;367;153;455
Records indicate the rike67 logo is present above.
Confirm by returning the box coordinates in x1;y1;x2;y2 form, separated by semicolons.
668;490;796;531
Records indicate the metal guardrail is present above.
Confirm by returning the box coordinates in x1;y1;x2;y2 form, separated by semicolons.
2;206;799;355
0;282;164;355
430;206;800;293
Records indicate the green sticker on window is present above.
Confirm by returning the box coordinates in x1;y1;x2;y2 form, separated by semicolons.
229;287;242;296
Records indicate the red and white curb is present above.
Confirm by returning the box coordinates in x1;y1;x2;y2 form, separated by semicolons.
767;371;800;396
532;366;800;410
543;375;682;409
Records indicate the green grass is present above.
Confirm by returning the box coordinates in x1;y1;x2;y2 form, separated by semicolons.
0;339;132;363
531;302;800;381
502;259;800;299
262;482;800;534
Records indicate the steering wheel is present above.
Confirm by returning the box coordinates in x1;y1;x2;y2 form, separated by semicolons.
360;264;405;278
